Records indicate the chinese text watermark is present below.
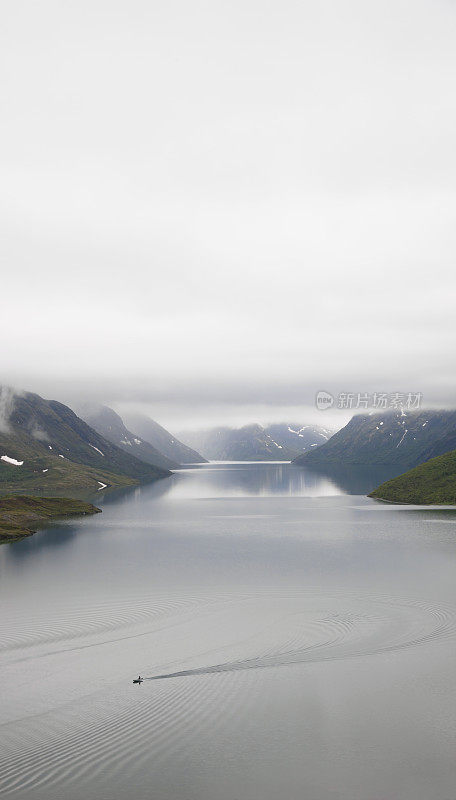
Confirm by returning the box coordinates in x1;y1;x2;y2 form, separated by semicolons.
315;391;423;411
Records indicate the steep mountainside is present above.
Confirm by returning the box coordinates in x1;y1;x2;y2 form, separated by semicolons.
420;429;456;462
124;413;207;464
294;410;456;468
78;405;178;470
0;390;170;493
178;422;333;461
369;449;456;504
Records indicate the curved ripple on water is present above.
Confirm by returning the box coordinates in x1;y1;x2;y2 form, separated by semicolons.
1;586;455;796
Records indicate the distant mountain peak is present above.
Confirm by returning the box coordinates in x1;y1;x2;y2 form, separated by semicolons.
77;404;179;470
123;413;207;465
178;422;335;461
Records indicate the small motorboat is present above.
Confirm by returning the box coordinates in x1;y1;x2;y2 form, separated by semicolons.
133;676;143;684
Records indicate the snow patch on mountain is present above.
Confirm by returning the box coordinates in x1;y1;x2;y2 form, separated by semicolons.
1;455;23;466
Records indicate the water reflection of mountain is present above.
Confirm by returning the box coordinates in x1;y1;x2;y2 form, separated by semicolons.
300;464;407;496
160;462;393;498
169;462;406;498
2;522;80;564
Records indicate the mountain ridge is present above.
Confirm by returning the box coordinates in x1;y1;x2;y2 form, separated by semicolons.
294;409;456;469
123;413;207;465
178;422;334;461
0;390;170;494
77;405;179;470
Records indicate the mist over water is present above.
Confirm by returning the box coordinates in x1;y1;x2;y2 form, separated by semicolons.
1;463;456;800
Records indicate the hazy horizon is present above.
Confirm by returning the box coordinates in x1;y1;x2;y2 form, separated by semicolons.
1;380;455;436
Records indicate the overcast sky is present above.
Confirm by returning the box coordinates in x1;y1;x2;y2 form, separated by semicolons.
1;0;455;430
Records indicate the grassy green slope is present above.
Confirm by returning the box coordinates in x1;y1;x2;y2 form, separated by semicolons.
369;449;456;504
0;495;101;543
0;431;139;494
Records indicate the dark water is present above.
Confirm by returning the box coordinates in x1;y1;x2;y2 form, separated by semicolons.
1;462;456;800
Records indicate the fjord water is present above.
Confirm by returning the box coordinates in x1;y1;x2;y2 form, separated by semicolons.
1;463;456;800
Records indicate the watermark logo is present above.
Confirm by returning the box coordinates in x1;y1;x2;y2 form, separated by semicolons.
315;391;423;411
316;391;335;410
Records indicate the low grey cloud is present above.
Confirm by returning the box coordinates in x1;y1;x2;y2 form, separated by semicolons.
29;426;50;442
0;387;16;433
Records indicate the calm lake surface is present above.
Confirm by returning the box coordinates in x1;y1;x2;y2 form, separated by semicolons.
1;462;456;800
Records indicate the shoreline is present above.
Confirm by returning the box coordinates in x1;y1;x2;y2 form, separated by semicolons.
0;495;101;544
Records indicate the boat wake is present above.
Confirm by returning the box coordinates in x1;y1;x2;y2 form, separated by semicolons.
143;589;456;682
